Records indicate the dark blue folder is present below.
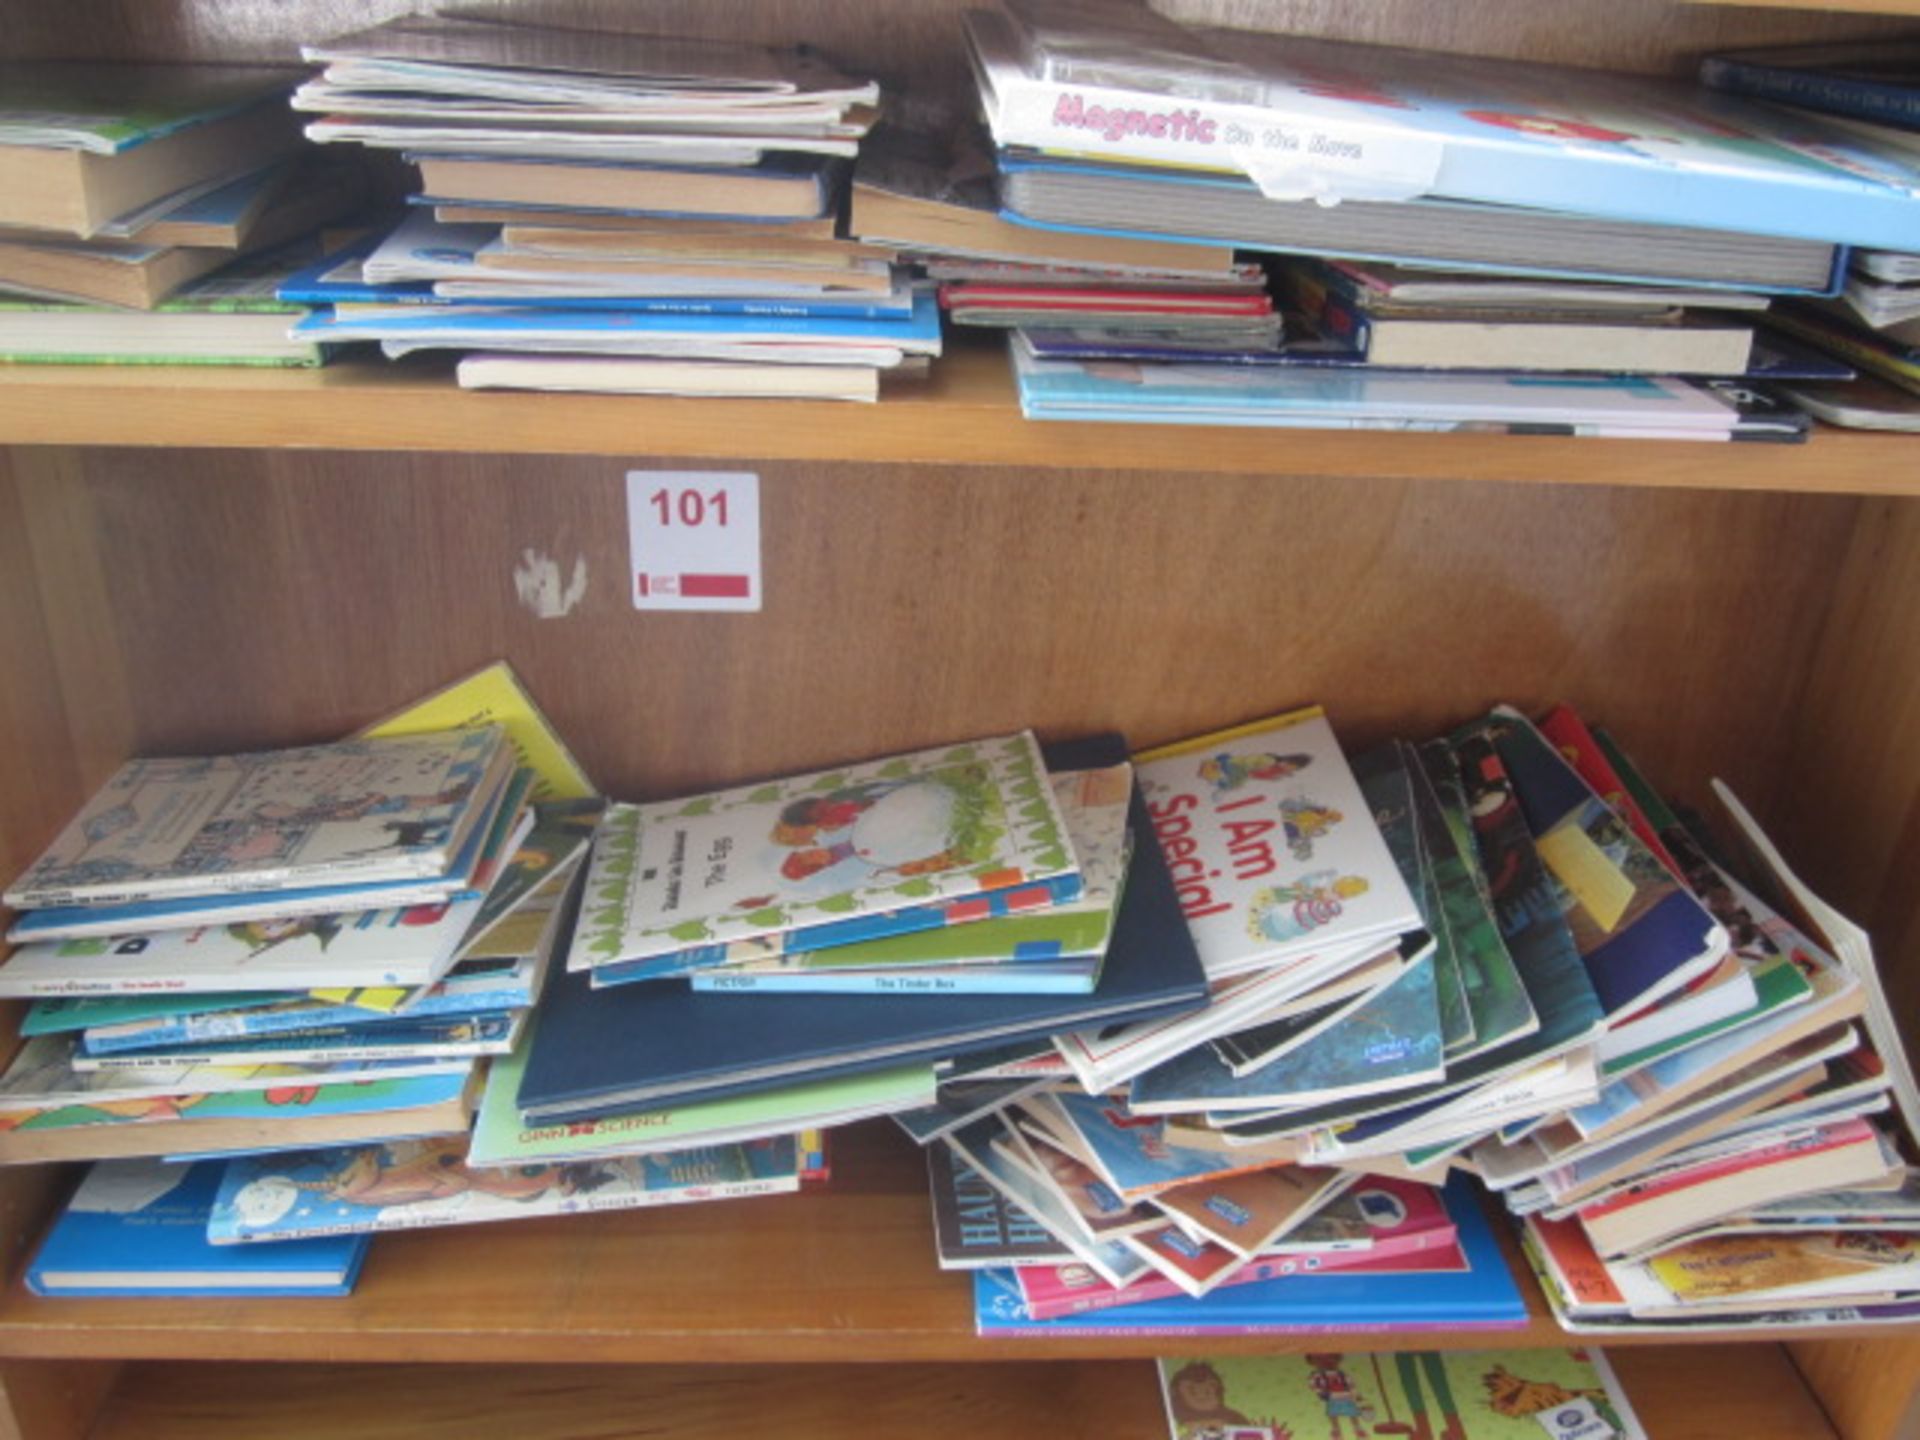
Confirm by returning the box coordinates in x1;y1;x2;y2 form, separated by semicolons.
516;734;1209;1124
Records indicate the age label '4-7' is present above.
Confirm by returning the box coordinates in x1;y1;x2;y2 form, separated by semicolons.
626;471;761;612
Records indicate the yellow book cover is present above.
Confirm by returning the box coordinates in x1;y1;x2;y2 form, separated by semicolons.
359;661;596;802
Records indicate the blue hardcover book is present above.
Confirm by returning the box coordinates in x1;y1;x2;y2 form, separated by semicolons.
992;152;1850;297
278;239;915;320
1478;708;1728;1021
25;1159;366;1297
597;867;1085;987
516;735;1209;1123
973;11;1920;248
973;1173;1526;1334
1703;43;1920;134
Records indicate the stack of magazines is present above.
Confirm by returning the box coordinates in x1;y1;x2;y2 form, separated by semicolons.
283;14;938;401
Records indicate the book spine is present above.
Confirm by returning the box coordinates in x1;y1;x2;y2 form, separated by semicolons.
978;1315;1523;1338
1702;57;1920;130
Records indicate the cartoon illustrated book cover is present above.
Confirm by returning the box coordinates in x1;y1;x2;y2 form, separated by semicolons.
26;1157;366;1297
1132;705;1422;981
5;726;511;909
566;730;1078;969
207;1133;799;1242
0;890;487;997
1476;708;1729;1021
519;735;1207;1124
358;660;599;802
1154;1345;1645;1440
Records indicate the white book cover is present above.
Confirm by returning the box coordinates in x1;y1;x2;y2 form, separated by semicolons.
0;894;484;997
568;730;1078;968
5;727;509;909
1132;705;1422;979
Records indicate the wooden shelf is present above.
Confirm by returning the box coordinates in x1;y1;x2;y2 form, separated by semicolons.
1;339;1916;493
0;1122;1909;1367
82;1345;1838;1440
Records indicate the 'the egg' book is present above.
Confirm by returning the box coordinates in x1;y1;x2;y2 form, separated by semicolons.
567;730;1078;969
518;734;1207;1122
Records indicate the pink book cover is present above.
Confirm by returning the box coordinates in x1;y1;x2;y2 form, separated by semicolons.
1018;1178;1460;1319
1017;1240;1468;1320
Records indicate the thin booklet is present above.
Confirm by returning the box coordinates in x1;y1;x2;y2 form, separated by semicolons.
5;727;512;909
568;730;1079;968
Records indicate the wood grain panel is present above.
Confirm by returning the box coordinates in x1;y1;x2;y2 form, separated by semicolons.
1772;496;1920;1036
1791;1338;1920;1440
2;350;1919;494
79;1346;1836;1440
0;1362;121;1440
1;0;1908;80
19;447;1857;834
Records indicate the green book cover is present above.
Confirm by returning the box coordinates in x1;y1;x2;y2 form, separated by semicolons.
1158;1348;1643;1439
466;1023;935;1166
0;63;299;153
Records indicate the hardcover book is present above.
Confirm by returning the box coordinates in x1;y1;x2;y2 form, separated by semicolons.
567;730;1076;969
26;1158;366;1297
5;727;510;909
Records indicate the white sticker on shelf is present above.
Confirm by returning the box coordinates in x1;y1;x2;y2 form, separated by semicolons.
626;471;761;612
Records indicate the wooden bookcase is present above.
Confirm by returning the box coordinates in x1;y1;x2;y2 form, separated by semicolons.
5;3;1920;1437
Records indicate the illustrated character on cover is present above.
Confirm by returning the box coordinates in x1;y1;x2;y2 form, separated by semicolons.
1280;796;1343;861
1304;1354;1372;1440
1358;1353;1464;1440
1200;752;1313;794
764;765;991;885
226;913;344;958
1166;1361;1272;1440
1246;871;1370;944
1480;1361;1620;1434
262;1141;603;1216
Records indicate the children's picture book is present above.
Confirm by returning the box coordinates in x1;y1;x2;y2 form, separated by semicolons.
0;891;487;996
465;1017;936;1167
1479;708;1728;1020
208;1133;799;1242
1155;1345;1645;1440
567;730;1078;968
1132;705;1422;979
0;1033;469;1113
926;1142;1071;1269
975;1173;1527;1336
1702;41;1920;134
5;727;511;909
70;1009;523;1070
1150;1164;1351;1258
0;62;299;154
26;1158;366;1297
357;659;599;801
0;1066;478;1166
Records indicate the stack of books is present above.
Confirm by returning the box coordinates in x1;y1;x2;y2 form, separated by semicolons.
880;701;1920;1336
0;63;368;365
5;667;825;1296
286;14;938;401
957;0;1920;439
456;732;1212;1215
